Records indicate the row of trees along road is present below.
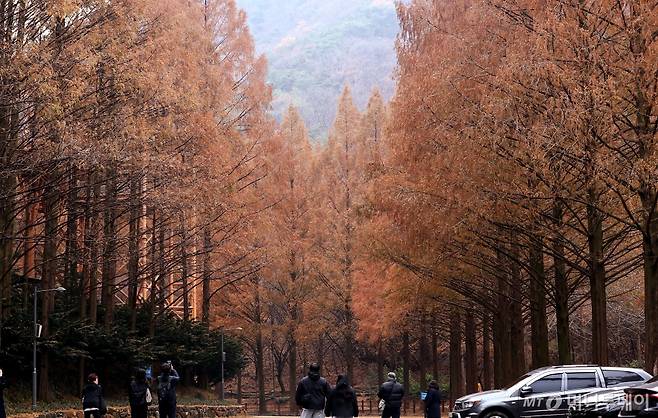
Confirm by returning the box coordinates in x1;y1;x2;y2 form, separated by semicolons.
1;0;657;411
0;0;267;401
366;0;658;404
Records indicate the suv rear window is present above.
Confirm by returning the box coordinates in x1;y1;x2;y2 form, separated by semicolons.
530;373;563;394
566;372;598;390
603;370;645;386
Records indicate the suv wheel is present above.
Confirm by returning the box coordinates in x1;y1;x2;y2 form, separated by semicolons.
481;411;510;418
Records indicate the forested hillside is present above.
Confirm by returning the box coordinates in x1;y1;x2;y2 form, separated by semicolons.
236;0;398;138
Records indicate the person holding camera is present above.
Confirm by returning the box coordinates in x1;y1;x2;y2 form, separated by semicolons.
423;380;441;418
156;362;179;418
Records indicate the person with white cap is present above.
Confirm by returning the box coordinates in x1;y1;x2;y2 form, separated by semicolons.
377;372;404;418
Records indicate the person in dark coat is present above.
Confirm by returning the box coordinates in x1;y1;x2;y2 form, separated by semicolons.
325;375;359;418
424;381;441;418
0;368;7;418
129;369;151;418
295;363;332;418
82;373;107;418
378;372;404;418
156;362;180;418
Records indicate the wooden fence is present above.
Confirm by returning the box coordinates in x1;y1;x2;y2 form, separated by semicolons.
238;393;451;416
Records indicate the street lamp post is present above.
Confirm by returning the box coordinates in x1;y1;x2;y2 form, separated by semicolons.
32;285;66;410
220;327;242;402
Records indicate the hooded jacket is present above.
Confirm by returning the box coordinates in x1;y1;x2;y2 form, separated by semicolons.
295;370;331;410
377;378;404;409
82;383;106;413
424;386;441;418
325;377;359;418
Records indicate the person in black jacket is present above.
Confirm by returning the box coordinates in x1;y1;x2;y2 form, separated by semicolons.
156;362;180;418
129;369;151;418
325;375;359;418
378;372;404;418
82;373;107;418
295;363;331;418
0;368;7;418
424;381;441;418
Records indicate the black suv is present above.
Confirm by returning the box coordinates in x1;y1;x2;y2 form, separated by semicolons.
450;365;650;418
620;376;658;417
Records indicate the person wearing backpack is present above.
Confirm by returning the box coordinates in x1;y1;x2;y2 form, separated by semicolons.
295;363;331;418
129;368;152;418
82;373;107;418
156;362;179;418
324;375;359;418
377;372;404;418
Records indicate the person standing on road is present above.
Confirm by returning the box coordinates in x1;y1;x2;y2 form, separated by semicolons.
378;372;404;418
129;368;152;418
82;373;107;418
325;375;359;418
0;368;7;418
424;381;441;418
156;362;180;418
295;363;332;418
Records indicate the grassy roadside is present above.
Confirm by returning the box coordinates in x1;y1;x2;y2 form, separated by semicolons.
6;387;232;415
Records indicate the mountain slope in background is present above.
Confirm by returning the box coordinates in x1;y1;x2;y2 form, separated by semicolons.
235;0;399;139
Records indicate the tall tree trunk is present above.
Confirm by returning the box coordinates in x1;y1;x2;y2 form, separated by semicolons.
64;168;79;303
128;177;141;331
22;189;38;312
180;214;190;322
629;12;658;375
529;235;549;368
254;275;267;414
40;179;59;402
158;224;167;315
509;234;526;377
377;337;385;385
148;209;159;338
449;310;463;405
482;313;492;390
101;170;117;330
587;195;608;365
464;311;477;394
431;324;439;382
202;227;212;326
641;199;658;374
403;331;410;399
345;303;355;381
494;252;513;386
288;330;297;412
87;178;100;326
317;336;324;372
552;201;571;364
419;317;429;390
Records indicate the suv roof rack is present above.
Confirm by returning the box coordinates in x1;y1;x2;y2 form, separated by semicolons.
552;364;599;368
529;365;600;374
